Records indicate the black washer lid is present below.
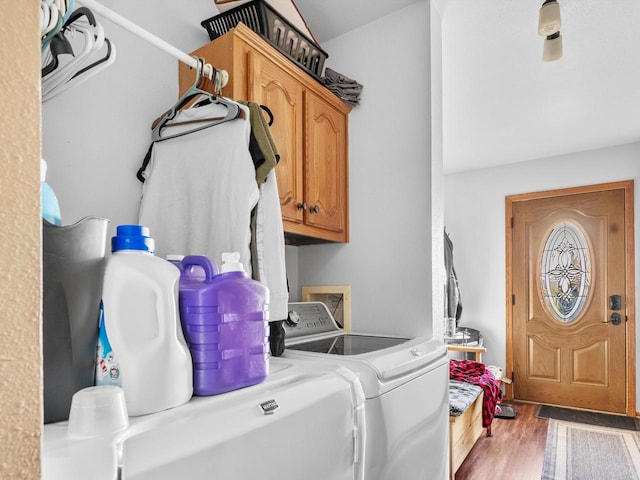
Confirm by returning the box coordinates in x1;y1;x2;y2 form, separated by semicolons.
287;334;409;356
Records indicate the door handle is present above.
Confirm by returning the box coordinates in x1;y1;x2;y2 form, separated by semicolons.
610;313;622;326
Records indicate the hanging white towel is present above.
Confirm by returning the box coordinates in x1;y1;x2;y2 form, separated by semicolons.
253;169;288;321
138;102;258;274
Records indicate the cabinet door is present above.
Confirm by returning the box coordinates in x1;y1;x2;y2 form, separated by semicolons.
304;91;348;240
246;50;305;226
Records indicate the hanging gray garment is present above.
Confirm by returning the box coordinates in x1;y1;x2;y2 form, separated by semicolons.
444;229;463;323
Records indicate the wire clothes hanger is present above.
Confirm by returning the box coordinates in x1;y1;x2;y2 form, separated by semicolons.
150;57;241;143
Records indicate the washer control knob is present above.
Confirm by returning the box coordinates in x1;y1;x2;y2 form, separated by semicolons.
410;348;422;357
286;310;301;327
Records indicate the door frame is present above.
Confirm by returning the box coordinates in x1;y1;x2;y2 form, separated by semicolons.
505;180;636;416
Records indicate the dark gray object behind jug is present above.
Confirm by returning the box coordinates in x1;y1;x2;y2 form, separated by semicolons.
43;216;109;423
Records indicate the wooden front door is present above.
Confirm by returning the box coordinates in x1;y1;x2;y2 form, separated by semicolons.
508;181;635;414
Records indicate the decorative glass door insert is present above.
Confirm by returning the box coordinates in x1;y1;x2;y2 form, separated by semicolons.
540;221;591;323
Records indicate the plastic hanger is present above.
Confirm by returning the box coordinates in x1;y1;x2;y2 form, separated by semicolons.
42;24;95;92
151;57;241;142
40;2;51;37
42;19;96;97
61;0;75;24
41;0;75;49
41;7;97;76
55;0;66;23
41;4;62;50
70;37;114;80
42;6;114;102
43;3;59;36
150;60;240;141
41;31;74;76
44;38;116;102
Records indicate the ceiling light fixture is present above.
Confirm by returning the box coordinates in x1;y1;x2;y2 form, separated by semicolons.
538;0;561;36
538;0;562;61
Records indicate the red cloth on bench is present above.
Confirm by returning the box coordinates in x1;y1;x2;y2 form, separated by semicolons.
449;359;502;428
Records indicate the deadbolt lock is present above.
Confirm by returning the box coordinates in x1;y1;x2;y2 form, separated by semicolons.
609;294;622;311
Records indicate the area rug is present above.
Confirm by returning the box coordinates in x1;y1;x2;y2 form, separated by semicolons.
536;404;639;431
541;419;640;480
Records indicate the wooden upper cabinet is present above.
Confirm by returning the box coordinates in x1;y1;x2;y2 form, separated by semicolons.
247;50;304;228
179;24;350;244
304;91;348;236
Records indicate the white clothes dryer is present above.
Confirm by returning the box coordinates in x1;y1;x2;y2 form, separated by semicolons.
282;302;449;480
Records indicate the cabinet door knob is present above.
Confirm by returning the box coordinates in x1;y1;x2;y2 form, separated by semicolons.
297;202;307;210
309;205;320;214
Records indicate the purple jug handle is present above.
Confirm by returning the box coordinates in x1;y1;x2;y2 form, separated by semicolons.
181;255;219;282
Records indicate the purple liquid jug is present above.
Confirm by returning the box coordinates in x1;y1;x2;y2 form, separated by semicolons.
178;253;270;395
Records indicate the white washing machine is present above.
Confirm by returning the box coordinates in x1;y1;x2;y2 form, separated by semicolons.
282;302;449;480
43;359;366;480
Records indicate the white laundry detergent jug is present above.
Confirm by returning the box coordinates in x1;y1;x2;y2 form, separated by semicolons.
97;225;193;416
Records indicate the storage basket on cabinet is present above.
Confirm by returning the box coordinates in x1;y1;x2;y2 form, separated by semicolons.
201;0;328;81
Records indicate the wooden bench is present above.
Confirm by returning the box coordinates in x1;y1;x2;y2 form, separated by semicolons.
449;391;485;479
448;345;489;480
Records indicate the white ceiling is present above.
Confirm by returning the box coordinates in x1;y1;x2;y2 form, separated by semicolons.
294;0;640;174
293;0;421;44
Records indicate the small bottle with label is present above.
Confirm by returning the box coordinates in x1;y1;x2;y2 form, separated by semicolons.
41;158;61;225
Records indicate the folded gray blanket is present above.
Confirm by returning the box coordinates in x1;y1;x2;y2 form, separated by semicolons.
322;68;363;107
449;380;483;416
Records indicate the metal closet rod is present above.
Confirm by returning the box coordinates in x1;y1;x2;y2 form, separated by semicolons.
76;0;227;85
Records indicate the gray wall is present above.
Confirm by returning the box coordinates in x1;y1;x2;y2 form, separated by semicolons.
290;0;436;339
444;145;640;401
43;0;438;339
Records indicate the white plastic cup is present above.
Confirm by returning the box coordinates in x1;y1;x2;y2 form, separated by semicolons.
67;386;129;438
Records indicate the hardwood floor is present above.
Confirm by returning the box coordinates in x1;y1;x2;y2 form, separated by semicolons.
454;402;548;480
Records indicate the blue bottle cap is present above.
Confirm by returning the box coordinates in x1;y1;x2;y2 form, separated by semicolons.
112;225;155;253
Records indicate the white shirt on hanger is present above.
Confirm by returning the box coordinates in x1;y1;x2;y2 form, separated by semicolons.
139;102;258;274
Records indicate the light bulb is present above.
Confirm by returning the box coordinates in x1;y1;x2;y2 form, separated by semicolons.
543;32;563;62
